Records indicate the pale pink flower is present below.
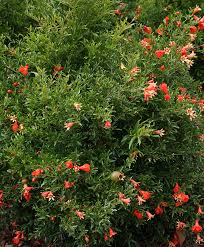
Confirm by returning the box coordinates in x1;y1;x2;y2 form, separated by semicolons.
193;5;202;15
146;211;155;220
137;195;146;205
199;135;204;141
73;103;81;111
41;191;55;201
144;80;158;101
130;66;141;75
189;33;197;42
118;192;131;205
75;210;85;220
168;241;176;247
186;108;197;120
153;129;165;137
169;41;176;47
180;56;194;68
120;63;126;70
183;43;194;50
64;122;75;130
187;51;197;59
196;234;204;244
176;221;186;230
164;47;171;54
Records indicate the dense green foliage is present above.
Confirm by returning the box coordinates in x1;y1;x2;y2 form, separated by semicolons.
0;0;204;246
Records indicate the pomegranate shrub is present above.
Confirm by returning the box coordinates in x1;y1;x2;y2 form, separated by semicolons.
0;0;204;246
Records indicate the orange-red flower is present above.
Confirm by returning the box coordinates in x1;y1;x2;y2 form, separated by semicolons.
53;65;64;75
18;64;29;76
143;26;152;34
173;183;181;193
104;121;111;129
160;65;165;71
159;83;169;94
156;28;163;36
32;168;44;177
133;210;143;219
12;231;24;246
173;192;189;206
23;185;33;202
109;228;117;238
155;206;163;215
192;219;203;233
11;121;19;133
64;181;75;189
155;50;165;59
177;95;184;102
139;190;151;200
65;161;73;169
163;16;169;25
76;163;91;173
190;26;197;33
164;94;171;101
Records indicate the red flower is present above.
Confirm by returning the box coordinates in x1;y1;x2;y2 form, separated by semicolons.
179;87;187;93
18;64;29;76
174;192;189;205
164;94;171;101
12;231;24;246
32;168;44;177
190;26;197;33
133;210;143;219
78;163;91;173
104;233;109;241
160;65;165;71
139;190;151;200
159;83;169;94
23;191;31;202
53;65;64;75
143;26;152;34
13;82;20;87
64;181;75;189
23;186;33;202
114;9;121;16
104;121;111;129
155;206;163;215
65;161;73;169
173;183;181;193
11;121;19;133
156;28;163;35
177;95;184;102
7;89;13;94
109;228;117;238
155;50;165;59
198;17;204;30
192;219;203;234
163;16;169;25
